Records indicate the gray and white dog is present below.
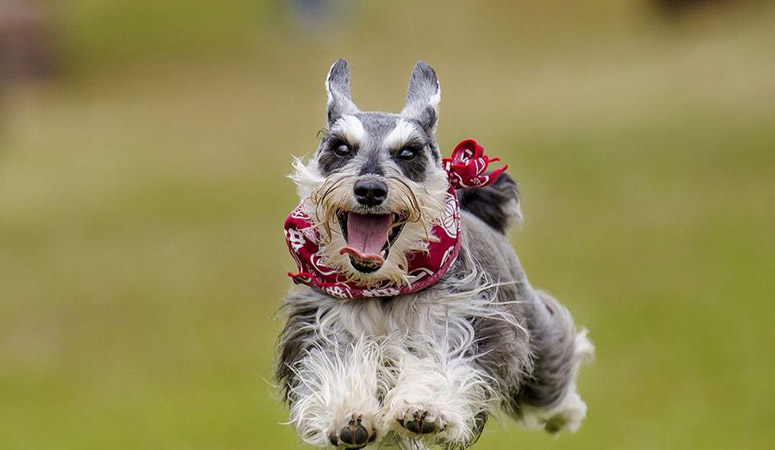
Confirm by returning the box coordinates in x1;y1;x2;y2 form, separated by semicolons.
277;59;594;450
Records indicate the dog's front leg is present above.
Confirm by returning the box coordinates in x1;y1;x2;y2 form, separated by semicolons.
284;336;383;449
381;340;492;448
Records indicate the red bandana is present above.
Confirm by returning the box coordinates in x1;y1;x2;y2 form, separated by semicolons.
284;139;508;299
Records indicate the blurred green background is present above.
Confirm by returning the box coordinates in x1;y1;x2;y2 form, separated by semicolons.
1;0;773;449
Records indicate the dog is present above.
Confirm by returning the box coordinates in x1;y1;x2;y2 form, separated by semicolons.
276;59;594;450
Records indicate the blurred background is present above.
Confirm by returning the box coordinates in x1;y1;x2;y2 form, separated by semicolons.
1;0;773;449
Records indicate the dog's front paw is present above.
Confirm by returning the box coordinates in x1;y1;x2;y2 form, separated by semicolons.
385;401;487;447
397;406;446;435
328;414;377;449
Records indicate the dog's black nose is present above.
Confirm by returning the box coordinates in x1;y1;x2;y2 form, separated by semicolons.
354;179;388;207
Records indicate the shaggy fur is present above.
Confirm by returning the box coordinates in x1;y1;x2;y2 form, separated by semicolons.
276;59;593;449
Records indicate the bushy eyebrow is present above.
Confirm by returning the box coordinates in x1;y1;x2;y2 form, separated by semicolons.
382;119;426;150
328;115;365;147
396;136;426;150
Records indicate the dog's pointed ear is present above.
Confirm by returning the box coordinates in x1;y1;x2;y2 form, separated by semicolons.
325;58;358;127
402;61;440;133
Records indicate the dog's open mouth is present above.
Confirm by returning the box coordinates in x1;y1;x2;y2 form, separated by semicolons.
338;212;406;273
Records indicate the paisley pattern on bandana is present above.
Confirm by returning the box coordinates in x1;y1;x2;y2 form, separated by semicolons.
283;139;507;299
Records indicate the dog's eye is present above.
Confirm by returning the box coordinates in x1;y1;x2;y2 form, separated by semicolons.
398;148;417;160
333;143;351;157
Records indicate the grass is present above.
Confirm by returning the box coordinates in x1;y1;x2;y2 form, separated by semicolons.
1;1;774;449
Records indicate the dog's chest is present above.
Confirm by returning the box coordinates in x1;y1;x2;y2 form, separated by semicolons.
329;294;467;338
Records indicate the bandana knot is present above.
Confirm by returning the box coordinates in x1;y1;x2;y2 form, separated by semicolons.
284;139;507;299
444;139;509;189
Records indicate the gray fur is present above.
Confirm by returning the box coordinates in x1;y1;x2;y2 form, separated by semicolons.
402;61;440;132
316;112;400;176
317;110;439;181
326;58;358;127
277;59;591;449
455;212;580;415
515;291;579;409
276;211;584;447
459;172;522;234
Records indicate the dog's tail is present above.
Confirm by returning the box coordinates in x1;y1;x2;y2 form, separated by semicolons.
459;172;521;233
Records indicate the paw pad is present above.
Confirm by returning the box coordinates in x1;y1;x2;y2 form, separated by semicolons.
329;415;376;449
398;410;441;435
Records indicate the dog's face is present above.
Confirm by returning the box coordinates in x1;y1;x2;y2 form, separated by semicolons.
291;59;450;287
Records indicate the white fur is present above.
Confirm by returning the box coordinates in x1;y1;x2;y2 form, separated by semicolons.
285;137;589;448
428;90;441;114
380;339;493;445
281;183;590;447
325;62;358;118
307;274;526;351
427;90;441;133
290;157;324;202
331;115;366;148
394;438;430;450
286;277;529;447
282;61;591;449
401;80;441;133
288;153;449;288
287;338;386;447
382;119;423;151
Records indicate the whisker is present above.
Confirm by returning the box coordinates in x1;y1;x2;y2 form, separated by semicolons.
385;175;421;219
311;175;349;240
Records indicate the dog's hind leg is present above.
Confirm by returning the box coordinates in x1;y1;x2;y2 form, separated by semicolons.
513;290;594;434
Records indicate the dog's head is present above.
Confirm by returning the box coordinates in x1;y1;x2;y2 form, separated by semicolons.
291;59;450;287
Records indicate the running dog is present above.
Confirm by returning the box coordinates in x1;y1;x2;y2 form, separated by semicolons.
277;59;593;450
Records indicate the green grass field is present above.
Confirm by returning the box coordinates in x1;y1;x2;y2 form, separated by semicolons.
1;1;774;449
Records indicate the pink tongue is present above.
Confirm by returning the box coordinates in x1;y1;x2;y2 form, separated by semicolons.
340;212;392;263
